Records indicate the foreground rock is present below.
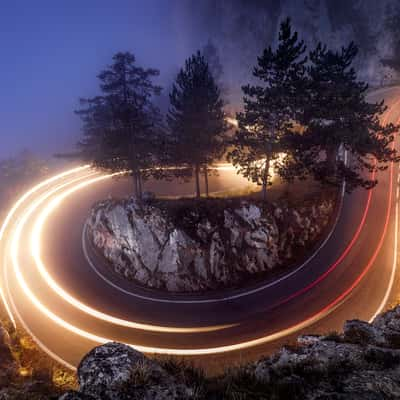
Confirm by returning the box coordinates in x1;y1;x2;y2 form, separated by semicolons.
63;306;400;399
1;303;400;399
87;197;334;292
60;342;196;400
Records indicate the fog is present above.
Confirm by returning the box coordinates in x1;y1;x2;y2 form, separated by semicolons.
177;0;395;106
0;0;397;159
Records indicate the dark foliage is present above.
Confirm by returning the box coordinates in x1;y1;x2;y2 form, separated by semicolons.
167;51;228;198
228;18;307;201
283;41;399;191
76;52;164;200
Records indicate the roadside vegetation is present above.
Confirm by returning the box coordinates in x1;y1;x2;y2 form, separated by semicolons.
0;314;76;399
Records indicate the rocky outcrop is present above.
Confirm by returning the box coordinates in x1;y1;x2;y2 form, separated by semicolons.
250;307;400;399
63;306;400;400
87;198;334;292
60;342;196;400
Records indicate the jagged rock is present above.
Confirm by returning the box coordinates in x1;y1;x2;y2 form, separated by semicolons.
74;342;195;400
372;306;400;348
254;361;271;383
58;305;400;400
77;342;146;399
59;392;95;400
87;198;334;292
248;310;400;399
344;319;386;346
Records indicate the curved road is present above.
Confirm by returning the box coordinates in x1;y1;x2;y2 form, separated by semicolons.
1;87;400;371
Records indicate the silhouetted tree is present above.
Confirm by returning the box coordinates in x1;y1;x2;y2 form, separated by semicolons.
167;51;228;198
284;42;399;190
228;18;307;201
76;52;163;200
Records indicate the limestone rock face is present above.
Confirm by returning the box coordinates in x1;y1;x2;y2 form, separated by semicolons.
87;198;334;292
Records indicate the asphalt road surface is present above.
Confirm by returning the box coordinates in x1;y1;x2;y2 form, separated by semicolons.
1;86;400;372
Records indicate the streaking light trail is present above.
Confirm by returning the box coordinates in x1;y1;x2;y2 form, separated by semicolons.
29;173;235;333
0;92;398;367
10;171;233;334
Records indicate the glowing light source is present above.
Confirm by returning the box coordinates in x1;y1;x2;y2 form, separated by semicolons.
226;117;238;127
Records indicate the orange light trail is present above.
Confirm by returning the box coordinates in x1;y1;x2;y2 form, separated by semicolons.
0;95;398;364
28;172;235;333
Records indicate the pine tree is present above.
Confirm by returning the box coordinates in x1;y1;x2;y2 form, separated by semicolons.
76;52;163;200
167;51;228;198
228;18;307;201
286;42;399;190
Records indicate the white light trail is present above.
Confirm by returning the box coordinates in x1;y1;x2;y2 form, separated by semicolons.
0;90;398;366
4;163;386;358
29;172;234;333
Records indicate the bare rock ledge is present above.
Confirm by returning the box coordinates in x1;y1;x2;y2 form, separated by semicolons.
87;198;334;292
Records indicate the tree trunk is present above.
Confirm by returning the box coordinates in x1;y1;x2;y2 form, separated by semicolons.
262;156;270;202
203;165;209;198
132;169;140;201
137;170;143;201
262;183;267;202
195;164;201;198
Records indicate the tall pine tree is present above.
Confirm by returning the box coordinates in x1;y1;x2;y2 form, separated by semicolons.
167;51;228;198
76;52;163;200
285;42;399;191
228;18;307;201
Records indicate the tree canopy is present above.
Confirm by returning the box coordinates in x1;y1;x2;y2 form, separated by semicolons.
76;52;163;200
283;42;399;190
229;18;398;197
76;20;399;203
228;18;307;200
167;51;228;197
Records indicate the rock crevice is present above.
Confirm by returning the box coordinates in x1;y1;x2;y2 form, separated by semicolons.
87;198;334;292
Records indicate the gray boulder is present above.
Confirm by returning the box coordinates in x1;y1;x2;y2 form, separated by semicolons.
75;342;195;400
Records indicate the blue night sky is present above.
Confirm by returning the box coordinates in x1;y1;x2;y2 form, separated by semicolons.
0;1;205;159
